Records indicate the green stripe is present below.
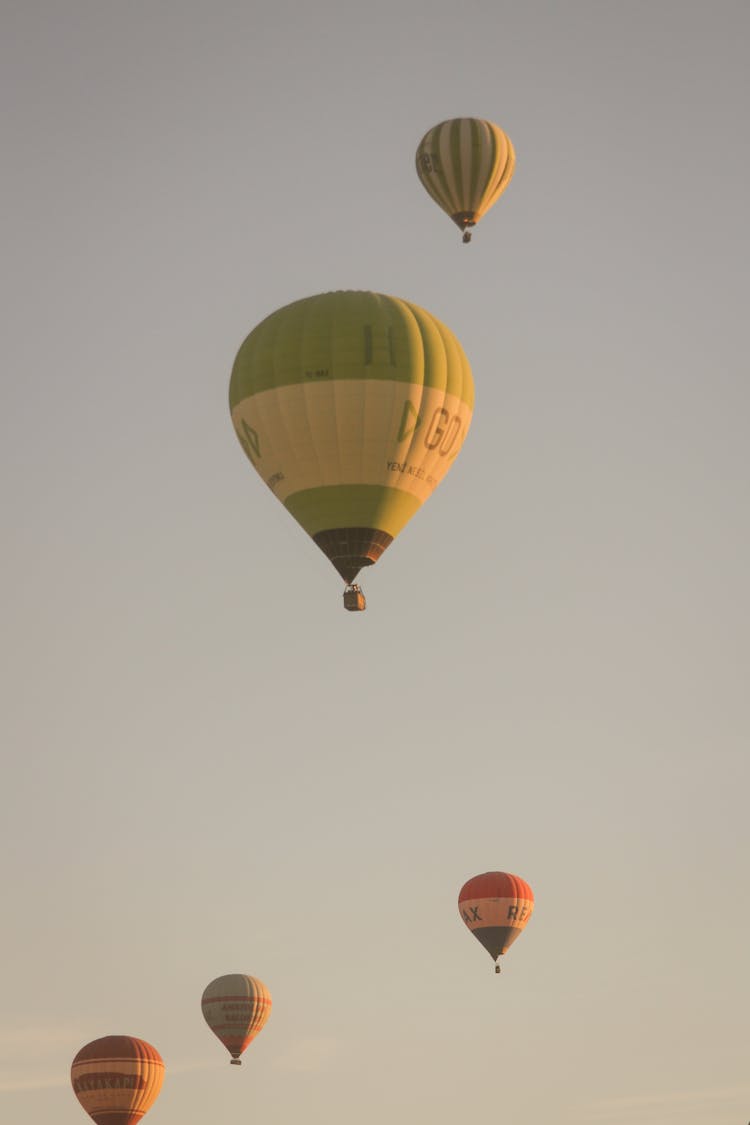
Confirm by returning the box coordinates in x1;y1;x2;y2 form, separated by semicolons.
416;131;452;212
416;124;454;213
230;291;473;407
427;121;460;213
284;484;422;538
449;119;465;209
471;119;493;209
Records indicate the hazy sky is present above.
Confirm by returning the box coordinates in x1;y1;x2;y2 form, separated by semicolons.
2;2;748;1124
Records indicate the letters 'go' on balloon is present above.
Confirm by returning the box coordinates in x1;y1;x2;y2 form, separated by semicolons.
201;974;272;1064
458;871;534;973
230;290;474;610
415;117;515;243
71;1036;164;1125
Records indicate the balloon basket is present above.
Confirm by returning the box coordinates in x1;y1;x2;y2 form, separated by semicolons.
230;1059;242;1065
343;584;366;612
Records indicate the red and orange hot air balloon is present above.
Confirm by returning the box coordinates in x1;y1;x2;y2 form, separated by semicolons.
201;974;272;1065
70;1035;164;1125
458;871;534;972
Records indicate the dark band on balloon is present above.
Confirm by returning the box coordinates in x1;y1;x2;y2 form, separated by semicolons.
471;925;524;960
313;528;394;583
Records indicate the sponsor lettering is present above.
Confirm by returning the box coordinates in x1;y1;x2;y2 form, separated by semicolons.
397;400;422;442
73;1073;146;1093
418;152;442;174
387;461;438;488
362;325;397;366
425;408;462;455
239;420;261;463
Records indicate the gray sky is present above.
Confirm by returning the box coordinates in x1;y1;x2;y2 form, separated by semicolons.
2;2;748;1124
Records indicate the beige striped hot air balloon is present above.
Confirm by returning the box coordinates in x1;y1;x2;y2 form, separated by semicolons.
415;117;515;242
229;290;474;611
201;974;272;1064
70;1035;164;1125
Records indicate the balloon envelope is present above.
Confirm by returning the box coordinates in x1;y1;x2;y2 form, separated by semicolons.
201;974;272;1063
70;1035;164;1125
229;290;474;586
458;871;534;963
415;118;515;239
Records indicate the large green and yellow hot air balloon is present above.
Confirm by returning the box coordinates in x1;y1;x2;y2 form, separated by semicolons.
415;118;515;243
229;290;474;610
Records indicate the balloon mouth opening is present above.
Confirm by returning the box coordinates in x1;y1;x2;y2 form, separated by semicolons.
452;211;477;231
313;528;394;583
336;558;373;583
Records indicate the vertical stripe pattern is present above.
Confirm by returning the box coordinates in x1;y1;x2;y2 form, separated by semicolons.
201;974;272;1063
415;117;515;235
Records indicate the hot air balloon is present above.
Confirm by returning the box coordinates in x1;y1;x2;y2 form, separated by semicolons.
201;974;272;1065
458;871;534;972
415;118;515;243
229;290;474;610
70;1036;164;1125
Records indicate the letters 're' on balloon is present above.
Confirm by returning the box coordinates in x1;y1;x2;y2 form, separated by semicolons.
229;291;474;588
458;871;534;966
201;974;272;1064
70;1036;164;1125
415;118;515;241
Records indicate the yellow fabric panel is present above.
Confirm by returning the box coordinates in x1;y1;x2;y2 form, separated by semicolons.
230;380;473;521
284;484;421;539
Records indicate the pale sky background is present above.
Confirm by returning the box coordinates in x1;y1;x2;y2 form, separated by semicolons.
2;2;748;1124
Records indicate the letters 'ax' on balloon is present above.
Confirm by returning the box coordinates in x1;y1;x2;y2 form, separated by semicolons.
201;974;272;1064
229;291;474;608
458;871;534;972
415;118;515;242
70;1035;164;1125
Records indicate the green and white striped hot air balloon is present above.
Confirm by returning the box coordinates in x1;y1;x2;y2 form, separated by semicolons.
229;290;474;610
415;117;515;243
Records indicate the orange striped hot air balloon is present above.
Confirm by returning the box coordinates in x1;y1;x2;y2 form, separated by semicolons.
201;974;272;1064
458;871;534;972
70;1036;164;1125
